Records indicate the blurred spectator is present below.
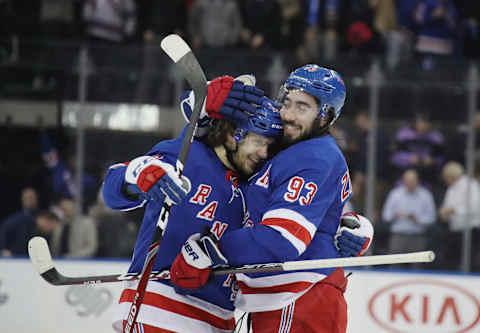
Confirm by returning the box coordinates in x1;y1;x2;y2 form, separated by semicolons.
88;188;137;258
412;0;458;71
39;130;98;213
50;195;98;258
0;210;59;257
135;0;187;103
458;0;479;59
385;0;418;70
391;112;446;188
274;0;308;63
82;0;136;43
81;0;137;99
33;0;80;90
437;161;480;269
342;0;384;55
238;0;282;51
187;0;243;49
381;169;436;266
0;187;39;256
295;0;342;63
346;110;390;216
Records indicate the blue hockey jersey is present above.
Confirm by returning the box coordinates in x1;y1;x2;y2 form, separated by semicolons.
103;128;247;332
220;134;352;311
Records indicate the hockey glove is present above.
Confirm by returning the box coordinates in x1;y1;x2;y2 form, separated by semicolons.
335;212;374;257
206;75;264;122
170;233;228;290
124;156;191;204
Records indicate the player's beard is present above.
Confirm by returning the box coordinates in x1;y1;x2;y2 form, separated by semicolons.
277;118;325;150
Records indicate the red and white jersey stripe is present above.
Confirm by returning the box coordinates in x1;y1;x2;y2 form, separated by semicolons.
261;208;317;255
112;281;235;333
234;271;326;312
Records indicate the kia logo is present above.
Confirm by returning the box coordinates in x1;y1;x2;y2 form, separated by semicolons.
368;279;480;333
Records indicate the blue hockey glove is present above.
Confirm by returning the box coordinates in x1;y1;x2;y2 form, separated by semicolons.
124;156;191;204
170;233;228;291
335;212;374;257
206;76;264;122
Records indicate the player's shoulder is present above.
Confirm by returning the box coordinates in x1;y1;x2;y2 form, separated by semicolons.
273;135;345;170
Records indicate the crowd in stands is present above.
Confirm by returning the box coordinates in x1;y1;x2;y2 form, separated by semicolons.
0;0;478;66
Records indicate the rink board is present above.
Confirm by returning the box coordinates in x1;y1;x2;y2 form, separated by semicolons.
1;258;480;333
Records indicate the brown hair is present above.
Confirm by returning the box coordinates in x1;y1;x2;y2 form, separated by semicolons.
203;119;236;148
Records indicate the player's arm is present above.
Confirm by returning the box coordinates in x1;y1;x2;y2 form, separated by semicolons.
102;154;190;211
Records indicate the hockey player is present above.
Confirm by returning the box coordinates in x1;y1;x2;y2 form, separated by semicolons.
171;65;372;333
102;76;284;333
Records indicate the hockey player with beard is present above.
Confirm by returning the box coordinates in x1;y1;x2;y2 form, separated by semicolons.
171;65;373;333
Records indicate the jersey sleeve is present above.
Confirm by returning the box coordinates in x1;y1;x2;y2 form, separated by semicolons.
101;163;147;211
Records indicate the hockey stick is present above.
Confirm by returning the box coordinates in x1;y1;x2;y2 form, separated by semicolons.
121;34;207;333
28;236;435;286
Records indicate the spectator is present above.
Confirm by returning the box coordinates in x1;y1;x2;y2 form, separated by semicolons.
382;169;436;267
0;187;39;256
33;0;79;90
88;189;137;258
385;0;418;70
135;0;187;103
82;0;136;43
187;0;243;49
347;110;390;217
412;0;458;70
81;0;137;99
274;0;308;63
296;0;343;62
0;210;59;257
238;0;282;51
437;161;480;269
50;195;98;258
39;129;98;213
391;112;445;188
342;0;384;55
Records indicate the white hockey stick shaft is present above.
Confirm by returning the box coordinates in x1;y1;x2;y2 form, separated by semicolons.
284;251;435;270
213;251;435;275
29;236;435;286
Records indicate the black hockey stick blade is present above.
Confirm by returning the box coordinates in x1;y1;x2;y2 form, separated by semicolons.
160;34;207;173
28;236;168;286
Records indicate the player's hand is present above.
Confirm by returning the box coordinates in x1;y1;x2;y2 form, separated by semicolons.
124;156;191;204
335;212;374;257
170;233;228;290
206;75;264;122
